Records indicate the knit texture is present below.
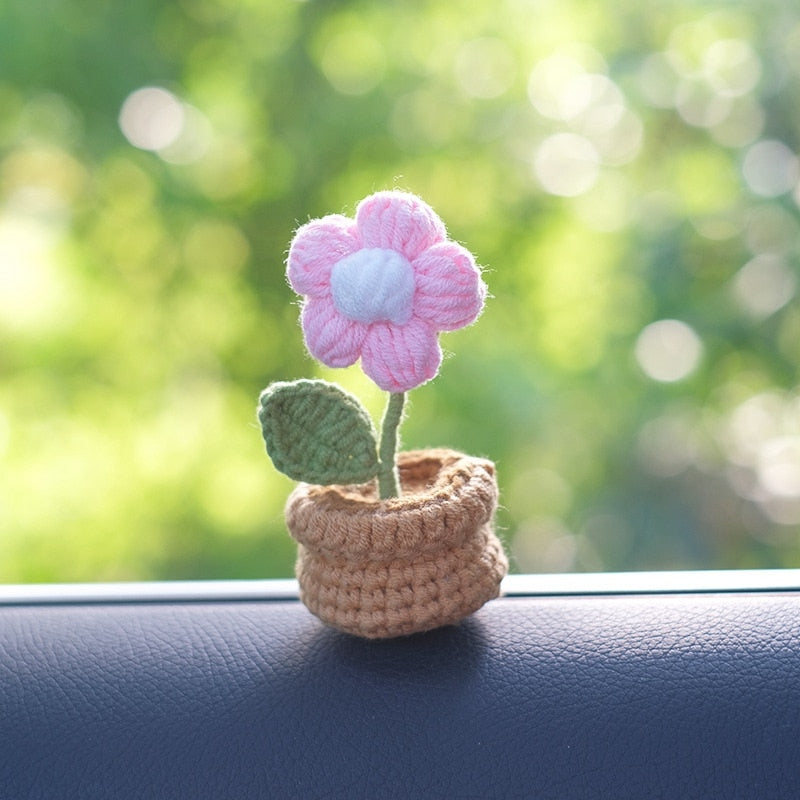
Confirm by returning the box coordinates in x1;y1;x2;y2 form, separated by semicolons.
285;448;508;639
286;191;487;392
258;379;379;485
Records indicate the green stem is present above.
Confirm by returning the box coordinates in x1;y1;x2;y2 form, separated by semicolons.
377;392;406;499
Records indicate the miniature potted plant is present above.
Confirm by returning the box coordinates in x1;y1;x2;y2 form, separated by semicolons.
258;190;507;638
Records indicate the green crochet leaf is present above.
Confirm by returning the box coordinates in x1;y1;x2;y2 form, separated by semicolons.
258;379;379;485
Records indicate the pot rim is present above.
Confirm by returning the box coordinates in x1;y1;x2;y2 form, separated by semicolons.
284;448;498;560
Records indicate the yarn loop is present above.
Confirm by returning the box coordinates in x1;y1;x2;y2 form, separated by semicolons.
287;190;487;392
286;449;508;638
330;247;415;325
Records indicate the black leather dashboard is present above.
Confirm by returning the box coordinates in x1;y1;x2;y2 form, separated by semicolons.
2;573;799;799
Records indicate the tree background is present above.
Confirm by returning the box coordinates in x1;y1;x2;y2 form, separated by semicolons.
2;0;800;582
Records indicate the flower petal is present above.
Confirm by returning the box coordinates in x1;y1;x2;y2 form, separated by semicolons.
301;296;367;368
287;215;360;298
356;191;447;261
360;318;442;392
412;241;487;330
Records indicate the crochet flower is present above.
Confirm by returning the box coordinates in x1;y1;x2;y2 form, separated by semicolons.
286;190;487;392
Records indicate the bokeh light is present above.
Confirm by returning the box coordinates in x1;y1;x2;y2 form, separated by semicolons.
635;320;703;383
533;133;600;197
314;20;386;95
703;39;761;96
119;88;185;152
732;254;796;319
4;0;800;582
119;87;211;164
455;38;516;99
722;393;800;526
742;140;800;197
0;212;71;331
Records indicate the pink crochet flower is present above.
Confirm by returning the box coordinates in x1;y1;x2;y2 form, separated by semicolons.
286;191;487;392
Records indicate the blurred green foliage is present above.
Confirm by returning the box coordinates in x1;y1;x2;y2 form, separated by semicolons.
3;0;800;582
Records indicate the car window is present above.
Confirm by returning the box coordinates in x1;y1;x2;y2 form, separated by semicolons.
1;0;797;582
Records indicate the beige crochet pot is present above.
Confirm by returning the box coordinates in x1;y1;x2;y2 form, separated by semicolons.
284;448;508;639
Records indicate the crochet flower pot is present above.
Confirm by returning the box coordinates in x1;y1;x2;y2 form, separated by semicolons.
286;449;508;639
258;190;508;638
